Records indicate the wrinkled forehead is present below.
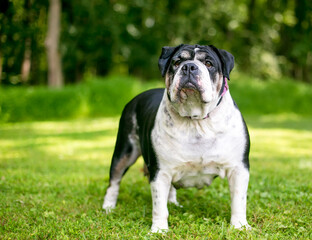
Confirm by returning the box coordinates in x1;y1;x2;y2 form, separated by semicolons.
173;45;221;63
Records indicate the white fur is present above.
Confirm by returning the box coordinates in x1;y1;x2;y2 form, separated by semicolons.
150;89;250;231
150;172;171;233
168;185;181;207
102;179;120;212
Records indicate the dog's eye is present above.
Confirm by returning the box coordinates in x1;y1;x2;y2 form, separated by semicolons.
173;60;181;68
205;60;213;68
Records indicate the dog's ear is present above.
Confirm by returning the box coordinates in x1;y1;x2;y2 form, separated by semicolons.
209;45;234;80
158;44;183;77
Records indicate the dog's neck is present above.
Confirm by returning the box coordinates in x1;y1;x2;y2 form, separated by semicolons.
158;91;234;137
216;77;229;106
164;77;229;120
164;92;228;121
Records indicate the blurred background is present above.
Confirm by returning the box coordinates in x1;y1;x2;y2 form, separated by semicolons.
0;0;312;122
1;0;312;86
2;2;312;238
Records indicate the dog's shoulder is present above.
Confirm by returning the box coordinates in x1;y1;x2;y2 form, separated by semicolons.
120;88;164;129
134;88;165;119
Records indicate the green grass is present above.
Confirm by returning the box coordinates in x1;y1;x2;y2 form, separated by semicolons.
1;115;312;239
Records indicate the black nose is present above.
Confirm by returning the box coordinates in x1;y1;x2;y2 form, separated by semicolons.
182;63;198;75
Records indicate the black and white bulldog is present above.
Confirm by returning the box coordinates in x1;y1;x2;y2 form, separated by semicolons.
103;44;250;232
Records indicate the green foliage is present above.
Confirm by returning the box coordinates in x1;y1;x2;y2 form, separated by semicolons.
0;76;162;122
1;0;312;84
230;73;312;116
1;75;312;123
1;116;311;238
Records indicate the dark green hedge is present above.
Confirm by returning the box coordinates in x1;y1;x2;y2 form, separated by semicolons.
0;76;161;122
1;75;311;123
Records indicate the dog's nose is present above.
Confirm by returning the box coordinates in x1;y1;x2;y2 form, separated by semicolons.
182;63;198;75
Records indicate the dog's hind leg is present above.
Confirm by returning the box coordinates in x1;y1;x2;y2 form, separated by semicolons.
168;185;182;207
103;113;141;212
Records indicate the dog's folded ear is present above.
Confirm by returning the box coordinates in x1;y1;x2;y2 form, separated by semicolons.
209;45;234;80
158;44;183;77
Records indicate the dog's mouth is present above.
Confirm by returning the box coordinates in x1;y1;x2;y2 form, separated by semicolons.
177;81;208;103
183;81;197;90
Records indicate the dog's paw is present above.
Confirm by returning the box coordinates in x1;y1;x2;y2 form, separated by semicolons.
102;202;116;214
150;226;169;234
233;224;251;230
103;206;115;214
150;221;169;234
231;220;251;230
168;199;183;208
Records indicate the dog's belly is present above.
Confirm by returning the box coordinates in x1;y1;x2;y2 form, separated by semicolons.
153;121;233;189
172;161;226;188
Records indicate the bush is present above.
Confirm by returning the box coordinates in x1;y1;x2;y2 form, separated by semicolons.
0;74;312;123
230;74;312;116
0;76;162;123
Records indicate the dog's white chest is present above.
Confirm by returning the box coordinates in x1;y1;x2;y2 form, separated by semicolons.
152;95;246;189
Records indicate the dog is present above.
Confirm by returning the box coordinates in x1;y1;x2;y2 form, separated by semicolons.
103;44;250;232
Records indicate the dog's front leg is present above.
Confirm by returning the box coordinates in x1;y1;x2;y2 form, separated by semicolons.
227;167;250;229
150;170;172;233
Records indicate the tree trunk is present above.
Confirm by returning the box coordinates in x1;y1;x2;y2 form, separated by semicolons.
20;0;32;83
45;0;63;88
21;38;32;83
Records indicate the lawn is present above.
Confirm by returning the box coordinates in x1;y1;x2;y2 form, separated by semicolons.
1;114;311;239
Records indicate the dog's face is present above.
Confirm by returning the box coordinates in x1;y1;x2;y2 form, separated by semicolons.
158;44;234;119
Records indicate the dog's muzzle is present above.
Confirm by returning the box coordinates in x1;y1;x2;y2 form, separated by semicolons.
176;62;206;103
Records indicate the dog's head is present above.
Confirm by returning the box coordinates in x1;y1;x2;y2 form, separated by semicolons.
158;44;234;119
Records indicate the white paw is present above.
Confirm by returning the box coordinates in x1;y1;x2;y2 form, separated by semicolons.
150;226;169;234
231;219;251;230
235;224;252;230
168;200;183;208
102;202;116;214
150;220;169;233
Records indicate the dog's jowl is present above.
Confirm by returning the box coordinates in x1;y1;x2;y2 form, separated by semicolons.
103;44;250;232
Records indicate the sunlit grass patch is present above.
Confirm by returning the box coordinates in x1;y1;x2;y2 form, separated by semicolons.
0;115;311;239
248;114;312;168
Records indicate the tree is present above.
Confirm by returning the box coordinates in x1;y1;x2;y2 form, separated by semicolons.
20;0;32;83
45;0;63;88
0;0;10;84
1;0;312;85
